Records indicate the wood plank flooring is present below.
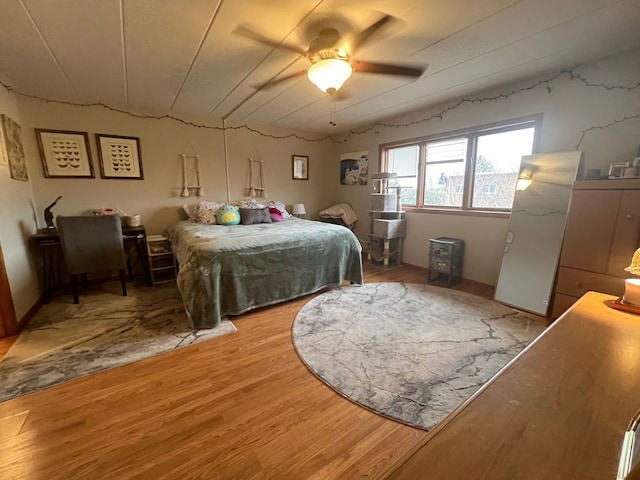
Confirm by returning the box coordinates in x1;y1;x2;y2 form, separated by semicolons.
0;264;496;480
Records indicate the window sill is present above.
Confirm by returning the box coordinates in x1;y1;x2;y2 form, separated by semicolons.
402;206;510;219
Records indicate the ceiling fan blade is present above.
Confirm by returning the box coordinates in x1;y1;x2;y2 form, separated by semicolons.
353;60;425;78
341;14;395;54
233;25;307;57
252;70;307;91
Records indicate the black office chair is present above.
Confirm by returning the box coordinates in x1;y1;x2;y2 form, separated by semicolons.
56;215;127;303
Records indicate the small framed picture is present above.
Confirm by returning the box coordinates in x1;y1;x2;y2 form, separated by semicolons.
609;162;628;178
292;155;308;180
36;129;93;178
96;133;143;179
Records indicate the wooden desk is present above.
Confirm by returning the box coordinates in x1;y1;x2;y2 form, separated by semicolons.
32;225;151;302
386;291;640;480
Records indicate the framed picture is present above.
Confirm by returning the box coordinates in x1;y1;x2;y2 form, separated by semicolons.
96;134;143;179
609;162;628;178
340;150;368;185
36;129;94;178
292;155;308;180
2;114;28;181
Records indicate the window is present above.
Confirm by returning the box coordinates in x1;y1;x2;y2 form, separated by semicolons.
381;117;538;212
480;184;497;194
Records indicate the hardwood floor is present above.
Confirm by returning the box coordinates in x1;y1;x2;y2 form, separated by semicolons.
0;264;498;480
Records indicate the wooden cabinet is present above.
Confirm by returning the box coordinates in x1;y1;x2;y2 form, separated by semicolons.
552;179;640;317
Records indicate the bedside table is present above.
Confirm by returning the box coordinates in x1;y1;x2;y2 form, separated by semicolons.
428;237;464;287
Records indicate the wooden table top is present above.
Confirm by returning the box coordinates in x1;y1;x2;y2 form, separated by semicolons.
386;291;640;480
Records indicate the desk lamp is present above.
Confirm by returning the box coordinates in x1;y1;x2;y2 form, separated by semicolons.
292;204;306;218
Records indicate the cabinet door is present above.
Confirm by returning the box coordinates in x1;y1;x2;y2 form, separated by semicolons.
560;190;621;273
607;190;640;276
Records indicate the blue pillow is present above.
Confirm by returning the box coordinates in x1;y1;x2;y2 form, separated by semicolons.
215;205;241;225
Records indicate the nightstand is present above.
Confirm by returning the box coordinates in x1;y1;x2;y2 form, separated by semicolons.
428;237;464;287
146;235;177;285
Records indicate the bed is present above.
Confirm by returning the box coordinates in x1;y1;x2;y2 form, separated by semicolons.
169;218;363;328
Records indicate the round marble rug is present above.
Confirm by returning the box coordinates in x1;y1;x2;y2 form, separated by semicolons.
292;282;545;430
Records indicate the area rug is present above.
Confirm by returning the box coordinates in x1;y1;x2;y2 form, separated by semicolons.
0;282;235;402
292;282;545;429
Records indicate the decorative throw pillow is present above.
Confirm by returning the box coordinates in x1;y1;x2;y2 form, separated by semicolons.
216;205;241;225
182;203;198;221
240;207;272;225
269;207;284;222
267;200;292;218
239;197;267;209
195;200;225;225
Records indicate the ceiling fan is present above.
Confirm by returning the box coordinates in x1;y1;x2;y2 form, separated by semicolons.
234;14;425;95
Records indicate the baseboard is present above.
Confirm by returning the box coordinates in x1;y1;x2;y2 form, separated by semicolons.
18;296;44;333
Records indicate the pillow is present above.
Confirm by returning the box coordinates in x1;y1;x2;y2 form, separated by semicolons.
267;200;292;218
239;197;267;209
240;207;272;225
269;207;284;222
216;205;241;225
195;201;225;225
182;203;198;221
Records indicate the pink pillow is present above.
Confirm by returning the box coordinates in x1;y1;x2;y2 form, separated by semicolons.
269;207;284;222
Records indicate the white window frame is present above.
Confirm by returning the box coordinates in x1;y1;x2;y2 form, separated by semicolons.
379;115;542;215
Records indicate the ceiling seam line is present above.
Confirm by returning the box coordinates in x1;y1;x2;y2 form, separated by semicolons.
215;57;303;119
409;0;528;57
211;0;325;118
119;0;128;104
169;0;226;111
410;0;624;58
306;1;628;129
227;59;303;121
17;0;77;98
327;53;571;129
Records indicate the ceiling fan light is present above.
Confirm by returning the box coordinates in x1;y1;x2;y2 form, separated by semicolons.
307;59;353;93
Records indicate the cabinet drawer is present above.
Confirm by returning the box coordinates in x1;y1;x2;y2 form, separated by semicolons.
552;293;579;319
556;267;625;298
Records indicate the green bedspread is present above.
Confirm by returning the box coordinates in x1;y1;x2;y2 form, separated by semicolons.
169;219;364;328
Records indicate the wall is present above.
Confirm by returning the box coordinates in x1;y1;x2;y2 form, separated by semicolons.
333;48;640;285
17;99;337;236
0;80;40;323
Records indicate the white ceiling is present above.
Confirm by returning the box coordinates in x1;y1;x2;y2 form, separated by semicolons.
0;0;639;134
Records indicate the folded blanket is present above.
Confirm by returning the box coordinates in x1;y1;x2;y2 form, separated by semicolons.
319;203;358;226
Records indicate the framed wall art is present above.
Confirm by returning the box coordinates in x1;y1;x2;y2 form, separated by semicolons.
36;129;94;178
2;114;28;181
608;162;628;178
340;150;368;185
292;155;308;180
96;134;143;179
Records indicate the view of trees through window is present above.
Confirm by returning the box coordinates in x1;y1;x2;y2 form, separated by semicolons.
382;119;537;211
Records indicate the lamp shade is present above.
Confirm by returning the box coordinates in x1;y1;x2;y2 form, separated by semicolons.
292;203;306;215
307;59;353;93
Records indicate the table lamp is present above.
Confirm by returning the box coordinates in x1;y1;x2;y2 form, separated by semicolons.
623;248;640;305
292;203;306;218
